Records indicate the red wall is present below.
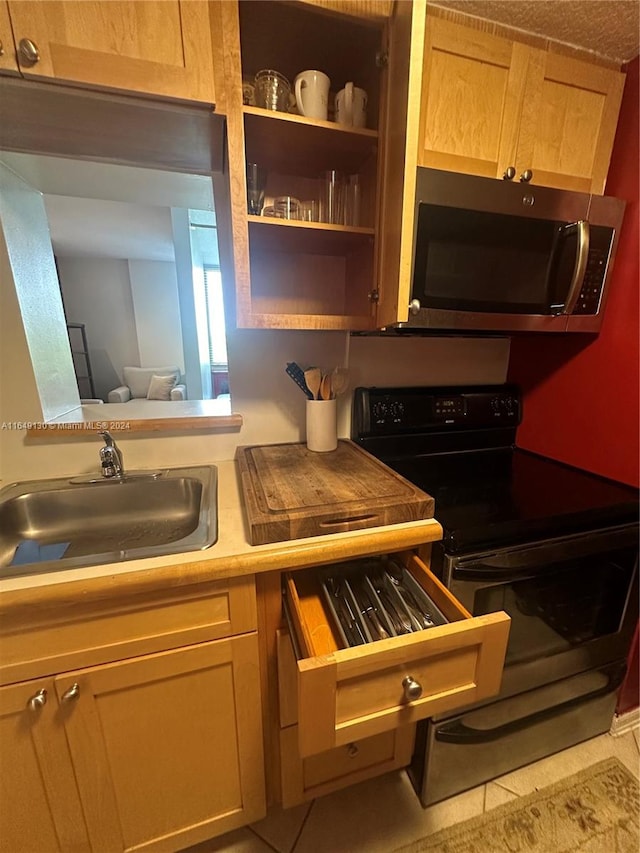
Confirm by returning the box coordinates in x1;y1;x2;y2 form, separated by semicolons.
508;57;639;488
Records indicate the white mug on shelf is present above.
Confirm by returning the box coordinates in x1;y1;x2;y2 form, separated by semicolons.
294;70;330;121
335;82;367;128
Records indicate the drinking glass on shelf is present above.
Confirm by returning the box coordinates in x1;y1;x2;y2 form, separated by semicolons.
254;69;291;113
344;174;361;226
274;196;301;220
319;170;345;224
246;163;267;215
300;199;319;222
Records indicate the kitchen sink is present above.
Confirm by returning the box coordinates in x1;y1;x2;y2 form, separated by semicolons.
0;466;217;578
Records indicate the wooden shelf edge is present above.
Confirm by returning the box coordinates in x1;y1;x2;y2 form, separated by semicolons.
26;413;243;438
247;215;374;236
243;105;378;138
237;314;373;331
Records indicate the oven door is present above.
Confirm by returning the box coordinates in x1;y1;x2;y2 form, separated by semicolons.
443;524;639;675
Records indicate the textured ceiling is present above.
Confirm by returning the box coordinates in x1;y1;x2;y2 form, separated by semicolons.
432;1;640;64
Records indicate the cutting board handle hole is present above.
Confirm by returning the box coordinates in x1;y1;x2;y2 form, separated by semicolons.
320;514;378;527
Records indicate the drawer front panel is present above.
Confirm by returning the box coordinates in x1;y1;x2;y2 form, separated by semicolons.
280;724;414;808
335;645;479;724
286;552;510;757
0;575;257;684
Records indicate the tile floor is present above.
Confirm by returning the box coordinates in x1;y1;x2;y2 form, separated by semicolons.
185;729;640;853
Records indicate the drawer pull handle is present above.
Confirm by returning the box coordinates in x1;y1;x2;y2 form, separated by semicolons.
61;682;80;703
347;743;359;758
402;676;422;701
27;688;47;711
18;38;40;66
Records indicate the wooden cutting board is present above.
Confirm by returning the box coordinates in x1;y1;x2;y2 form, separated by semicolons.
236;440;435;546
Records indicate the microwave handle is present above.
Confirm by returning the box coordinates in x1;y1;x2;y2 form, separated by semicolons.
557;220;590;315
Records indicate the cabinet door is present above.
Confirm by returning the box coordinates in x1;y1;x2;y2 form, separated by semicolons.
7;1;216;103
56;636;266;853
0;2;19;74
417;17;529;180
515;49;625;194
0;679;90;853
375;0;426;327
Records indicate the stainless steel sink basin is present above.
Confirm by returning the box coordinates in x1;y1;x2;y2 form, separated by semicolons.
0;466;217;578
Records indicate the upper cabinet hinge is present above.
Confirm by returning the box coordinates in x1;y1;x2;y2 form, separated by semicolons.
376;51;388;69
368;289;380;303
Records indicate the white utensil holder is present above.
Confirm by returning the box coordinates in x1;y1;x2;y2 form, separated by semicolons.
306;399;337;452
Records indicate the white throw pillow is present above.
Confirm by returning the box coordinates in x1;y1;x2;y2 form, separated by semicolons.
147;373;177;401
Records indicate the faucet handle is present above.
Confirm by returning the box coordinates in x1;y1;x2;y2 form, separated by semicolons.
98;430;124;478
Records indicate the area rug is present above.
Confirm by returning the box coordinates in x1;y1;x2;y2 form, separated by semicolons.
394;758;639;853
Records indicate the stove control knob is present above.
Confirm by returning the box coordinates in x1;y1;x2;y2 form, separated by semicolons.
389;401;405;423
372;401;388;424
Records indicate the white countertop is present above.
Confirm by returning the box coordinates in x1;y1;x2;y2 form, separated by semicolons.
0;460;443;605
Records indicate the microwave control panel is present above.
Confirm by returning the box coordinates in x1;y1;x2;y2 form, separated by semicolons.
572;226;613;315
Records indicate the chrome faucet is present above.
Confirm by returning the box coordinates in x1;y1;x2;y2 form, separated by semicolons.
98;431;125;479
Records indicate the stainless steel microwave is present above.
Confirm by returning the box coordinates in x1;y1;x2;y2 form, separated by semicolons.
401;168;626;333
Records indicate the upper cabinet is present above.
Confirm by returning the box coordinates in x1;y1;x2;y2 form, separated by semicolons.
222;0;425;330
0;2;19;74
3;1;218;104
418;16;626;194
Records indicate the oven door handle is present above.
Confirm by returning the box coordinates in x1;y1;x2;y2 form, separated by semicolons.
434;665;626;745
451;524;639;580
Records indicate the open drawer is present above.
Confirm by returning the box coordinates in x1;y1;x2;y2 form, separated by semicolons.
283;551;510;757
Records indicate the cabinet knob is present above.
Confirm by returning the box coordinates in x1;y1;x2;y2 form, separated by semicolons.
347;743;359;758
27;688;47;711
0;41;5;57
402;675;423;701
409;299;421;316
502;166;516;180
61;682;80;703
18;38;40;66
519;169;533;183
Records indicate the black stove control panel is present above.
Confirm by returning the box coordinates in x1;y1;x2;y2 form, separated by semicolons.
353;385;521;437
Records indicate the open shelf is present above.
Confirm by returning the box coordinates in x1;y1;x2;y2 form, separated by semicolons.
248;215;374;255
243;107;379;177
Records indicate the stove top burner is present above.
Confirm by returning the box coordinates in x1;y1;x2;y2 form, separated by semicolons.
386;447;638;553
352;385;639;554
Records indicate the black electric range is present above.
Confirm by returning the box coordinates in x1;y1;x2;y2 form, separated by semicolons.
352;384;638;556
352;384;639;805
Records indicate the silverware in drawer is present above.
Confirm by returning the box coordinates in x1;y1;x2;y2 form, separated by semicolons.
317;557;449;650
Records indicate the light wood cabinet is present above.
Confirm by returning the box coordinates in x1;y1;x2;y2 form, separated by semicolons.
277;628;415;807
281;550;510;757
418;16;625;194
0;576;266;852
0;678;91;853
5;0;218;104
222;0;425;330
0;2;19;75
57;637;265;852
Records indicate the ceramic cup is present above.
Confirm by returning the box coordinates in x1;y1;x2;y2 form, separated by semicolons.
335;82;367;128
294;70;330;121
306;399;337;452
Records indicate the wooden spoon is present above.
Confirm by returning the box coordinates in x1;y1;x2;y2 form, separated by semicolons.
304;367;321;400
331;367;349;397
320;372;333;400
